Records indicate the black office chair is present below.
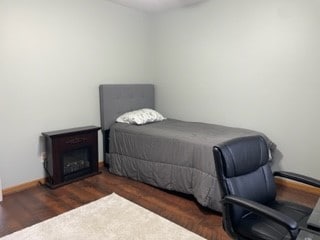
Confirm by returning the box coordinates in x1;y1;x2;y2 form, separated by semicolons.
213;135;320;240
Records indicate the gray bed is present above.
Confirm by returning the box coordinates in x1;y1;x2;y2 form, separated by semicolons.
99;84;275;212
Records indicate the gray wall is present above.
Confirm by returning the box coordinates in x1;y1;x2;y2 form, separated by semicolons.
153;0;320;178
1;0;320;189
0;0;152;188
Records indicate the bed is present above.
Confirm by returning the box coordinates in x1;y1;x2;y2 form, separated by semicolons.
99;84;275;212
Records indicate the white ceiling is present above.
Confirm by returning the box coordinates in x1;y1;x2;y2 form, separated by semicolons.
108;0;206;12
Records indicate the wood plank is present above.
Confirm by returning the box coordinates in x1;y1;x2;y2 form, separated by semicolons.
0;169;228;239
0;169;319;239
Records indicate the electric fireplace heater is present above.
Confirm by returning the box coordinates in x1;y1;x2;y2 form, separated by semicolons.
42;126;100;188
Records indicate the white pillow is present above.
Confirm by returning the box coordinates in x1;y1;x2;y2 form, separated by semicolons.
116;108;166;125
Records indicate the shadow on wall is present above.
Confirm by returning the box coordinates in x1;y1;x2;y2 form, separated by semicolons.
38;135;46;160
38;135;49;181
183;0;209;8
0;177;3;201
270;148;284;172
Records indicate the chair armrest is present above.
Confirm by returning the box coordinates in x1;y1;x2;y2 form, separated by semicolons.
274;171;320;188
223;195;299;238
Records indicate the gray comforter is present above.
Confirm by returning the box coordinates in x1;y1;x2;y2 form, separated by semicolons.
108;119;274;212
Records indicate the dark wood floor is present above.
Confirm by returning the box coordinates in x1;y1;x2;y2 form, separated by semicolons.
0;169;319;240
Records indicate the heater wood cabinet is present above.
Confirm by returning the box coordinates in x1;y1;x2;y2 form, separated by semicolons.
42;126;101;188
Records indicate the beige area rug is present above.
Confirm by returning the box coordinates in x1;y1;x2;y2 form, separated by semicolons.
1;193;204;240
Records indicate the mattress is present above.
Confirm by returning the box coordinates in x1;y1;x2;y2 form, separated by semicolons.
108;119;275;212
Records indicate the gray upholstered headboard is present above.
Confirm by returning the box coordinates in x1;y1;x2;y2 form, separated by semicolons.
99;84;155;131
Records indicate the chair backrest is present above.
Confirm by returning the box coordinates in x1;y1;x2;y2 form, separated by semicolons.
213;135;276;233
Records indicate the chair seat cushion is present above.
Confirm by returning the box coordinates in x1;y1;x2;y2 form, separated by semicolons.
236;200;312;240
